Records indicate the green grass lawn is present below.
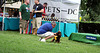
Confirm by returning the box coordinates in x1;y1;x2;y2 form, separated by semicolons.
0;31;100;53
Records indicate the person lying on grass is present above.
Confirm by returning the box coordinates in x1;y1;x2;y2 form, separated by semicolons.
37;21;56;42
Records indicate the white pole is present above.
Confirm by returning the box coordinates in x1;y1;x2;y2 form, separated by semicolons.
78;0;81;32
59;0;62;31
2;0;5;31
78;16;79;32
55;0;57;21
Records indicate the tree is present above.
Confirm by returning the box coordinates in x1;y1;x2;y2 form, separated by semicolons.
80;0;100;21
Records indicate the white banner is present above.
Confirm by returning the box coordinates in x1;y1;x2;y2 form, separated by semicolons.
40;0;81;22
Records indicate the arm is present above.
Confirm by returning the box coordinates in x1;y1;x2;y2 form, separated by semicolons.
19;12;22;20
19;5;22;20
42;13;47;16
32;5;35;13
32;9;35;13
35;9;44;13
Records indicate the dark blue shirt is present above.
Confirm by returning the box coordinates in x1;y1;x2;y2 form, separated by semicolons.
37;23;53;34
33;3;43;17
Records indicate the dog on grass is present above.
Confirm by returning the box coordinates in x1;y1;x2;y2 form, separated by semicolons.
51;31;61;43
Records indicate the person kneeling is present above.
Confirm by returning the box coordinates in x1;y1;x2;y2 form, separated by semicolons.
37;21;56;42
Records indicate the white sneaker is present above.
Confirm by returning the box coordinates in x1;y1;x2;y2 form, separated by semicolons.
39;38;42;41
41;39;46;42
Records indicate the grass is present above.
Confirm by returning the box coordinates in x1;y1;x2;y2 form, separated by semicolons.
0;31;100;53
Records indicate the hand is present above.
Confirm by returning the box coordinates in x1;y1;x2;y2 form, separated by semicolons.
34;11;37;13
28;20;29;23
46;14;50;16
45;13;47;16
20;17;22;20
54;33;56;35
32;9;35;13
43;13;47;16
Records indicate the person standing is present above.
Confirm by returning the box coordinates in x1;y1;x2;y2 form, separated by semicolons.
14;9;19;17
42;3;48;18
32;0;44;35
19;0;30;34
0;8;3;17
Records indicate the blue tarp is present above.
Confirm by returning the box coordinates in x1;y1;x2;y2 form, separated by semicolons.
65;23;78;37
0;17;19;30
0;17;3;22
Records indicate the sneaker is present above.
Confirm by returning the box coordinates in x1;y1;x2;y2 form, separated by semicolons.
41;39;46;42
39;38;42;41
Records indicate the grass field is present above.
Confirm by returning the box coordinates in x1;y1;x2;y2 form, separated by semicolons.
0;31;100;53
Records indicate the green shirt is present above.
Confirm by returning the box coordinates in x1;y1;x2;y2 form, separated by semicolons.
19;3;30;20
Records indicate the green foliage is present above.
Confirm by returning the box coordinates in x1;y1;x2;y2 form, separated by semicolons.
80;0;100;21
80;0;87;10
80;21;100;23
82;13;90;21
96;15;100;21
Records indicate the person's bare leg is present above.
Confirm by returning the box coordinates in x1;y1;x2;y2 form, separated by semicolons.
45;35;55;40
20;28;22;34
33;28;36;35
35;28;37;35
23;29;26;34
